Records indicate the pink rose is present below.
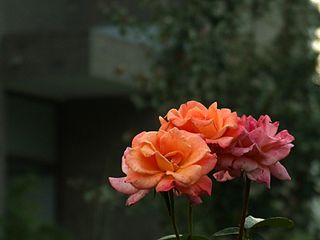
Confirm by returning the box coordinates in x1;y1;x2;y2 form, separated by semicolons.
213;115;294;188
109;128;217;205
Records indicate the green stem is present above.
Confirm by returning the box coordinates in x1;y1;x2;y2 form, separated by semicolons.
238;175;251;240
169;190;181;240
187;202;193;240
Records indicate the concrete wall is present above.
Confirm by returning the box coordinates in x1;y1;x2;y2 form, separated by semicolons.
2;0;90;34
60;97;162;240
5;95;57;163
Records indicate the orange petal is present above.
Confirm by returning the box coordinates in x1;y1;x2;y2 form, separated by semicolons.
155;152;174;171
179;101;207;116
167;165;202;185
125;148;160;175
140;142;157;157
159;128;192;159
178;130;210;167
132;131;158;148
126;171;164;189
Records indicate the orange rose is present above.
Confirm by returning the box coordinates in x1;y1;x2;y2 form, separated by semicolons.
160;100;241;148
109;128;217;205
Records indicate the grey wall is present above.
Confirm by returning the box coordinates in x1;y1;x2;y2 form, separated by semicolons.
60;98;162;240
5;95;57;163
2;0;90;34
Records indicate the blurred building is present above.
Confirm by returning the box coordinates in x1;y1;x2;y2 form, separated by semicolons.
0;1;159;239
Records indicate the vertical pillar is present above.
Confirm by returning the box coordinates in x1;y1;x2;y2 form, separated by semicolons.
0;0;6;227
0;0;5;37
0;81;5;238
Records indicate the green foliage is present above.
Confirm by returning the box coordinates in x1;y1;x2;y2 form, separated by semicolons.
212;227;239;238
158;234;210;240
3;174;70;240
212;216;293;239
245;216;294;230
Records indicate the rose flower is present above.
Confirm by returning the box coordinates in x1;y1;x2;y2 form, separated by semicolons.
109;128;217;205
213;115;294;188
160;100;241;148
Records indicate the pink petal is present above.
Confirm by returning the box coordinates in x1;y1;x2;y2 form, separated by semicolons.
196;153;217;175
260;144;293;165
156;176;174;192
233;157;258;172
213;170;235;182
193;175;212;196
176;176;212;204
126;189;149;206
206;136;234;148
108;177;138;195
188;195;203;205
247;167;271;188
276;130;295;143
121;148;130;174
216;155;234;169
269;162;291;181
230;144;254;157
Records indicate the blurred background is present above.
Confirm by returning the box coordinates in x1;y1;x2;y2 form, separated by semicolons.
1;0;320;239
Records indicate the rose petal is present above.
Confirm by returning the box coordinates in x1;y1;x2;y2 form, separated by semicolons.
155;152;174;171
195;153;217;175
159;128;193;160
247;167;271;188
193;175;212;196
109;177;138;195
126;190;149;206
269;162;291;181
167;165;202;185
206;136;234;148
132;131;158;148
156;176;174;192
125;149;160;175
213;170;235;182
177;130;210;167
233;157;258;172
188;195;203;205
126;171;164;189
176;175;212;200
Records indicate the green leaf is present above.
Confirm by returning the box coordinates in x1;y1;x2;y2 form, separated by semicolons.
158;234;183;240
250;232;265;240
244;215;294;230
251;217;294;229
245;216;265;229
212;227;239;238
157;234;210;240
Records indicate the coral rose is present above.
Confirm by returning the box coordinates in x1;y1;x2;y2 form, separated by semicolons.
159;100;241;148
213;115;294;188
109;128;217;206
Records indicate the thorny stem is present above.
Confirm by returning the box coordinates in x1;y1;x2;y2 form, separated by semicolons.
238;175;251;240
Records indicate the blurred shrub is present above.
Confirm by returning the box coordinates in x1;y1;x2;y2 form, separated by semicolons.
3;174;70;240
